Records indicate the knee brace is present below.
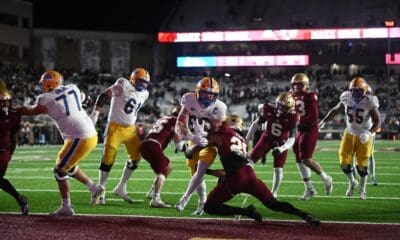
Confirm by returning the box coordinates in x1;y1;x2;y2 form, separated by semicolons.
126;160;138;171
356;166;368;177
54;167;69;182
99;163;113;172
67;166;79;177
341;164;354;174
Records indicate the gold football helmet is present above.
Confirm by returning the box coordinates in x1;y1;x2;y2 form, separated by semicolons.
224;113;243;131
195;77;220;108
349;77;368;102
291;73;310;92
275;92;295;116
171;104;182;116
39;70;63;93
0;80;12;101
130;68;150;91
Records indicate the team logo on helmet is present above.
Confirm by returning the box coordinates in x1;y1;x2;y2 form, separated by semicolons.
130;68;150;92
291;73;310;93
39;70;63;93
195;77;219;108
275;92;295;116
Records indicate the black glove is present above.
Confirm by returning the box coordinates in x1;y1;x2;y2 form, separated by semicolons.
261;155;267;165
272;147;283;157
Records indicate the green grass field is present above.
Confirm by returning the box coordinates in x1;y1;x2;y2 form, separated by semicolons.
1;140;400;223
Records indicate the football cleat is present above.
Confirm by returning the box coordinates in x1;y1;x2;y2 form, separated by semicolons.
50;205;74;216
299;188;316;201
370;177;378;186
113;185;133;203
302;214;321;226
175;197;189;212
96;192;106;205
245;204;262;223
191;202;205;216
146;189;154;200
89;184;105;206
345;180;359;197
18;195;29;216
150;199;171;208
324;175;333;195
359;191;367;200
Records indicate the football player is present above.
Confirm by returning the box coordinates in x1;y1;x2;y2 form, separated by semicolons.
290;73;333;200
140;105;185;208
90;68;150;204
319;77;381;199
0;80;29;215
185;113;320;226
174;76;227;215
17;71;104;216
249;93;299;198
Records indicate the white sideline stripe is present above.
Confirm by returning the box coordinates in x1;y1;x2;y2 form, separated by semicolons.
11;160;400;167
2;189;400;200
0;211;400;226
6;173;400;183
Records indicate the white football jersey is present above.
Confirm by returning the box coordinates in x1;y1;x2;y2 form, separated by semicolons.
181;92;227;131
36;84;96;139
340;91;379;136
106;78;148;126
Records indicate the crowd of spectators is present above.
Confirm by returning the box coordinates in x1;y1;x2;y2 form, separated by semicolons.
1;63;399;144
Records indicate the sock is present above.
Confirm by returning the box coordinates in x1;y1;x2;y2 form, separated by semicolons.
272;168;283;196
360;176;367;193
118;165;134;188
196;180;207;204
62;198;71;207
0;178;20;201
99;170;110;187
86;179;95;190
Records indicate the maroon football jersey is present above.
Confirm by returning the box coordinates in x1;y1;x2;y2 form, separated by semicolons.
0;108;21;147
291;91;318;128
144;115;177;150
209;126;250;173
261;103;299;141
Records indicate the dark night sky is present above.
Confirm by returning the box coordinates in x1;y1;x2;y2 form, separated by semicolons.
31;0;174;33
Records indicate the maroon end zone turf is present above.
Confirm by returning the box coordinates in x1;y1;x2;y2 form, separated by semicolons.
1;214;399;240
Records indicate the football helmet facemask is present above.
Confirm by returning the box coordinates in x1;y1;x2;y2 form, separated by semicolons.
39;70;63;93
291;73;310;93
195;77;219;108
224;113;244;131
349;77;368;102
275;92;295;116
130;68;150;92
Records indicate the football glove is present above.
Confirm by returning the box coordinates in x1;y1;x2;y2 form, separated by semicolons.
359;132;371;144
272;147;283;157
193;119;208;137
191;134;208;147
